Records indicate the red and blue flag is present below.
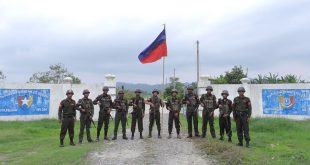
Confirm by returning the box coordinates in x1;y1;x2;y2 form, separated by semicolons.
138;29;167;64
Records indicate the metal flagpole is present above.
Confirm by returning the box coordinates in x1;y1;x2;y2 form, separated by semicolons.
161;24;166;125
162;57;165;125
196;40;200;96
173;68;176;90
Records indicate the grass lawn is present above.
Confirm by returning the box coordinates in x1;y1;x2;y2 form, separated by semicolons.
179;114;310;165
0;116;132;165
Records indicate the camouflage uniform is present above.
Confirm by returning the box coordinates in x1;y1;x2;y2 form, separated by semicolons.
233;87;252;147
200;93;217;138
76;89;94;143
183;87;200;137
129;89;145;139
166;92;182;137
147;90;163;138
93;87;113;140
218;96;233;141
58;90;76;147
112;91;128;140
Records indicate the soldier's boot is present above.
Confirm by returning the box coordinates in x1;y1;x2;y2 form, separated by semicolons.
177;134;181;139
123;134;128;140
59;139;64;147
96;132;100;142
70;138;75;146
158;132;162;139
228;137;232;142
237;139;243;146
148;130;152;138
104;131;110;140
112;133;117;140
211;133;216;139
219;136;224;141
246;141;250;148
168;134;172;139
195;133;200;137
131;132;134;140
140;132;143;139
187;134;192;138
201;134;206;138
88;139;93;143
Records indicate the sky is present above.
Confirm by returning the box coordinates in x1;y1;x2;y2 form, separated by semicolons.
0;0;309;84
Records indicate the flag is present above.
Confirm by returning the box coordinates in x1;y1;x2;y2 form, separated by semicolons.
138;28;167;64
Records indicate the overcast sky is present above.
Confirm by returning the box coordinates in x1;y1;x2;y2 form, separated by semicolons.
0;0;309;84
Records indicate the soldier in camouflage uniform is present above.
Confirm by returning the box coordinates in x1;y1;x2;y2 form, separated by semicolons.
217;90;233;142
200;86;217;138
58;89;76;147
129;89;145;140
233;87;252;147
76;89;94;144
145;89;164;138
93;86;113;141
112;90;129;140
166;89;182;139
183;86;200;138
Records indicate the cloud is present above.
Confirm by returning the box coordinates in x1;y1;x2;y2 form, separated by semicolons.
0;0;309;84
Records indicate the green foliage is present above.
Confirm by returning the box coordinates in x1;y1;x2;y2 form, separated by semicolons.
0;70;6;80
28;63;81;84
252;73;305;84
163;77;185;100
211;65;246;84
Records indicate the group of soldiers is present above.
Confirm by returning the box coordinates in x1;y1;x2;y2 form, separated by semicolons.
58;85;252;148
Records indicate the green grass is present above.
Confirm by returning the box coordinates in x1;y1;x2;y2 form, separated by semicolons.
179;114;310;165
0;116;132;165
1;115;309;165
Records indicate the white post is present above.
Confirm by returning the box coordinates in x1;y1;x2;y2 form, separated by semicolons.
105;74;116;100
198;74;211;98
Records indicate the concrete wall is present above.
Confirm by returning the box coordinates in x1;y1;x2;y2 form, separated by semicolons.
0;75;117;121
1;75;310;121
198;76;310;120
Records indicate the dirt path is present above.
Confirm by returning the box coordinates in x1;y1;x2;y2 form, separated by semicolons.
87;114;215;165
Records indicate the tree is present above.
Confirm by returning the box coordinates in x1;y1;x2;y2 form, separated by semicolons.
164;77;185;100
210;65;246;84
29;63;81;84
252;73;305;84
0;70;6;80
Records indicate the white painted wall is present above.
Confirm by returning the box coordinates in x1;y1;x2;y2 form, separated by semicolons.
1;76;310;121
198;76;310;120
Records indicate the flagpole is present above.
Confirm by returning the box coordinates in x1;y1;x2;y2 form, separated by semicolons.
162;56;165;125
196;40;200;96
161;24;166;126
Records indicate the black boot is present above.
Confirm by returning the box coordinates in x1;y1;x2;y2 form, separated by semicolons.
219;136;224;140
131;133;134;140
70;138;75;146
187;134;192;138
158;132;162;139
112;133;117;140
246;141;250;148
140;132;143;139
168;134;172;139
228;137;232;142
148;131;152;138
59;139;64;147
201;134;206;138
237;139;243;146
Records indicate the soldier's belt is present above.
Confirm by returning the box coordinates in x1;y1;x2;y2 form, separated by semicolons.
62;115;74;118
